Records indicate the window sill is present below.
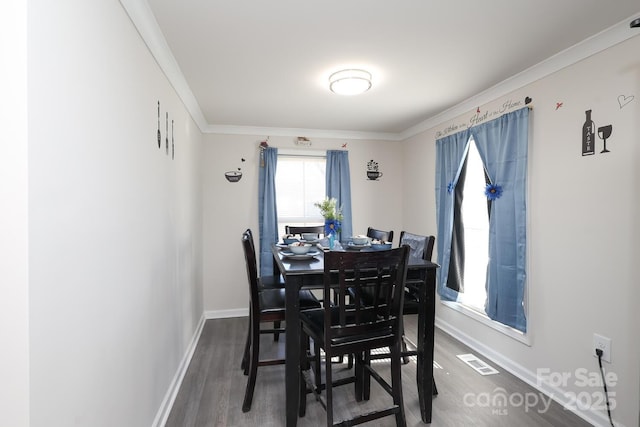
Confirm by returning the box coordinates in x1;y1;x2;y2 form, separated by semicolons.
440;300;531;346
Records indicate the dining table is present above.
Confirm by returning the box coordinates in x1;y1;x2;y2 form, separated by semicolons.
272;243;439;427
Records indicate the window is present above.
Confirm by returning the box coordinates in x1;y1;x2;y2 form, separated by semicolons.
275;154;326;238
456;139;489;312
435;107;529;334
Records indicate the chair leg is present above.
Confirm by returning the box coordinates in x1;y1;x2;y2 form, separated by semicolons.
362;350;371;401
325;349;334;427
354;351;364;401
399;316;410;365
299;331;309;417
390;340;407;427
241;313;251;374
242;315;260;412
313;341;321;393
273;320;281;341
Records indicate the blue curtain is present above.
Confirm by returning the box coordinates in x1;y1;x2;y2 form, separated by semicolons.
326;150;352;241
435;107;529;332
258;147;278;277
470;107;529;332
435;130;471;302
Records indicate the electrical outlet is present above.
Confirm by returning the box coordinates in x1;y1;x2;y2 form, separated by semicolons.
593;334;611;363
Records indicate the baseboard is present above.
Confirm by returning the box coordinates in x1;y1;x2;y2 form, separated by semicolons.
205;308;248;319
435;317;621;427
152;313;206;427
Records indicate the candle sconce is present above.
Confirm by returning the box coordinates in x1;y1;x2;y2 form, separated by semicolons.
366;159;383;180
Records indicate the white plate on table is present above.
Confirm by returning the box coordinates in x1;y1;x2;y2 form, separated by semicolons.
281;250;320;260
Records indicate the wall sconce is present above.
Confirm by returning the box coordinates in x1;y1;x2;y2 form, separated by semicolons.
366;159;383;180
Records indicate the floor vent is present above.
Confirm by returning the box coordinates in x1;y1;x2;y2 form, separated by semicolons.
456;353;499;375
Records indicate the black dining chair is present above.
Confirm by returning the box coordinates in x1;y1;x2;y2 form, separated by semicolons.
367;226;394;243
240;230;321;412
299;246;410;427
244;228;285;290
392;231;438;395
398;231;435;315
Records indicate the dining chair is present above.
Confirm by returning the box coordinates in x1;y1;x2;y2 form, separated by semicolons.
398;231;435;315
299;246;410;426
393;231;438;395
285;224;324;238
240;230;321;412
245;228;285;290
366;226;394;243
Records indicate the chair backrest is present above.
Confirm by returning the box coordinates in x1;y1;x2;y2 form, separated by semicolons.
366;227;394;243
399;231;435;261
323;246;409;353
285;225;324;237
241;230;261;314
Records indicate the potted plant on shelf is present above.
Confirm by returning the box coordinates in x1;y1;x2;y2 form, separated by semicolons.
314;197;343;249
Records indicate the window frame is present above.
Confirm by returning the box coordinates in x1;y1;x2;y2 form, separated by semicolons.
275;149;327;238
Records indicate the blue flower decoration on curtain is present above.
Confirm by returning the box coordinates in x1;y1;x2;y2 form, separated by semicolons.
484;183;503;200
324;219;341;236
447;181;455;194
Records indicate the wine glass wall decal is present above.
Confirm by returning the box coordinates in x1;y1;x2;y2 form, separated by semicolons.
598;125;612;153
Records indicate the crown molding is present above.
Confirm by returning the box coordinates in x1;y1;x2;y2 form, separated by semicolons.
120;1;640;141
204;124;402;141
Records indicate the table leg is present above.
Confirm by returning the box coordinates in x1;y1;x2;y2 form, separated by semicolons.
285;275;302;427
416;267;436;424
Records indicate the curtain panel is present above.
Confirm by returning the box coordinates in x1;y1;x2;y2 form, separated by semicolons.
326;150;353;241
435;107;529;332
258;147;278;277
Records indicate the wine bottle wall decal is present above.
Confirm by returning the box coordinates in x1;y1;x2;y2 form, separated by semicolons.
582;110;595;156
581;109;613;156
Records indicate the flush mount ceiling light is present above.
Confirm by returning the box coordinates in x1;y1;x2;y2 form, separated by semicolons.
329;69;372;96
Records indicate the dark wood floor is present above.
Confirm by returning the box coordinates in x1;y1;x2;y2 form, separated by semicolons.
166;315;591;426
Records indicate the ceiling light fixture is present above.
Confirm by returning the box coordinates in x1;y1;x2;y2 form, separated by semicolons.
329;69;372;96
631;17;640;28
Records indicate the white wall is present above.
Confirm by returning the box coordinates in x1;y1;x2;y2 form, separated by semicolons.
202;134;404;313
404;35;640;427
27;1;203;426
0;1;30;426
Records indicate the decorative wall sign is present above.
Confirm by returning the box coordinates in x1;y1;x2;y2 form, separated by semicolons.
435;97;529;139
581;109;613;156
165;112;169;155
618;94;634;109
366;159;382;180
295;136;311;146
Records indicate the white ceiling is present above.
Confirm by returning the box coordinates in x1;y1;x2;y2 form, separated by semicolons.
128;1;640;139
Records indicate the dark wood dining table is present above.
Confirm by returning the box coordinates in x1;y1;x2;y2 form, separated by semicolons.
272;243;439;427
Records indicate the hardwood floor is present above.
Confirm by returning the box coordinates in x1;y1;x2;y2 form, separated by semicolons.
166;316;591;426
